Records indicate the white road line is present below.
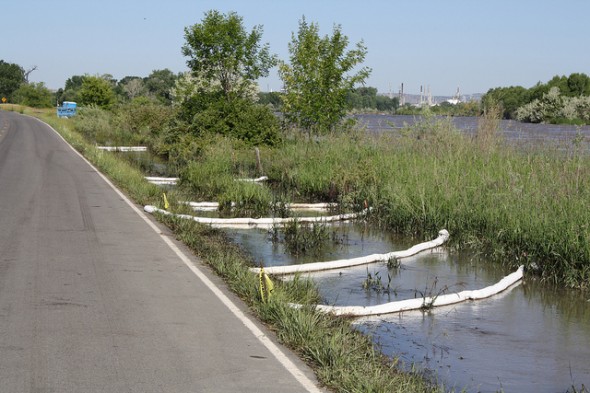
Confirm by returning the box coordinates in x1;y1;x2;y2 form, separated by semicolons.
39;117;323;393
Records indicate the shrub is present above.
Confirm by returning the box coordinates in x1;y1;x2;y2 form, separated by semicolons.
192;98;281;146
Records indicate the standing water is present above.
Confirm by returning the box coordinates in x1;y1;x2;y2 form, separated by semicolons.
354;114;590;152
226;221;590;392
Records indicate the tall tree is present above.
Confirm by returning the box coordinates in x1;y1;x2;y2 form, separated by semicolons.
567;73;590;96
64;75;86;91
120;78;146;100
144;69;178;105
79;75;116;109
482;86;530;119
278;17;371;135
0;60;25;100
182;10;275;101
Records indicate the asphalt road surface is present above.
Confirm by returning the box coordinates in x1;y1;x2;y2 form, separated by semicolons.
0;111;323;393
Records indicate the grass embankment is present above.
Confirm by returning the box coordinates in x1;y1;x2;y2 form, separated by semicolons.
11;106;440;392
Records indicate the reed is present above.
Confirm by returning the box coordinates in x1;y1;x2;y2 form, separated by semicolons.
257;115;590;288
182;119;590;288
282;219;330;256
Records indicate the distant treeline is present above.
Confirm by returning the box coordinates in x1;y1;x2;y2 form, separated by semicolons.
259;86;399;113
483;72;590;125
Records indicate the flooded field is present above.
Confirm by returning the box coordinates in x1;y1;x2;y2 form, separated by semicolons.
226;221;590;392
355;114;590;152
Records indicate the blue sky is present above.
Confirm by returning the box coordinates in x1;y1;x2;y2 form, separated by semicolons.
3;0;589;96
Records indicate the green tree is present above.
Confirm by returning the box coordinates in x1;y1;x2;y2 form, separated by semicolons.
347;87;377;109
116;76;146;101
58;74;86;103
176;11;280;146
12;82;53;108
546;75;568;95
375;94;399;112
567;73;590;96
258;91;282;109
278;17;371;135
0;60;25;101
65;75;86;91
182;10;275;101
170;71;278;145
144;69;178;105
482;86;530;119
79;75;116;109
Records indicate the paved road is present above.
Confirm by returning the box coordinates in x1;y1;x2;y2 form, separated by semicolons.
0;111;322;393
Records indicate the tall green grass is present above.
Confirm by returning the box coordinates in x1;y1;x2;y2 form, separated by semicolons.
182;113;590;288
270;117;590;288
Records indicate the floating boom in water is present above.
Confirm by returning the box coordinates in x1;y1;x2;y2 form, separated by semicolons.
298;265;524;317
249;229;450;275
143;205;370;229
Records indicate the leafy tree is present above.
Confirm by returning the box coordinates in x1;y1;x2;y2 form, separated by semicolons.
567;73;590;96
546;75;568;95
65;75;86;91
170;71;277;145
191;97;280;145
79;75;116;109
171;71;225;122
115;98;176;140
144;69;178;105
0;60;25;100
516;86;590;124
58;74;87;103
115;76;141;101
347;87;377;109
176;12;279;145
12;82;53;108
118;77;146;101
376;95;399;112
258;91;282;109
482;86;530;119
345;87;399;112
278;17;371;135
182;10;275;102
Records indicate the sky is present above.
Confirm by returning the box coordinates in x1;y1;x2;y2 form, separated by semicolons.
3;0;589;96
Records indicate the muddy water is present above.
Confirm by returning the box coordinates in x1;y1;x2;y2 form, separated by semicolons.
112;150;175;176
355;114;590;152
226;222;590;392
354;256;590;393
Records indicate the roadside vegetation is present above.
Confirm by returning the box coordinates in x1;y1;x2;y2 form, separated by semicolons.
9;105;442;392
2;7;589;392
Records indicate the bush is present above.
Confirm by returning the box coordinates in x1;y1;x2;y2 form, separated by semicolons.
114;99;176;145
12;82;53;108
192;98;281;146
73;106;119;144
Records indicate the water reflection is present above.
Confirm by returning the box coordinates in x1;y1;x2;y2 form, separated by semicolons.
356;277;590;393
113;150;176;176
227;221;415;266
228;222;590;393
